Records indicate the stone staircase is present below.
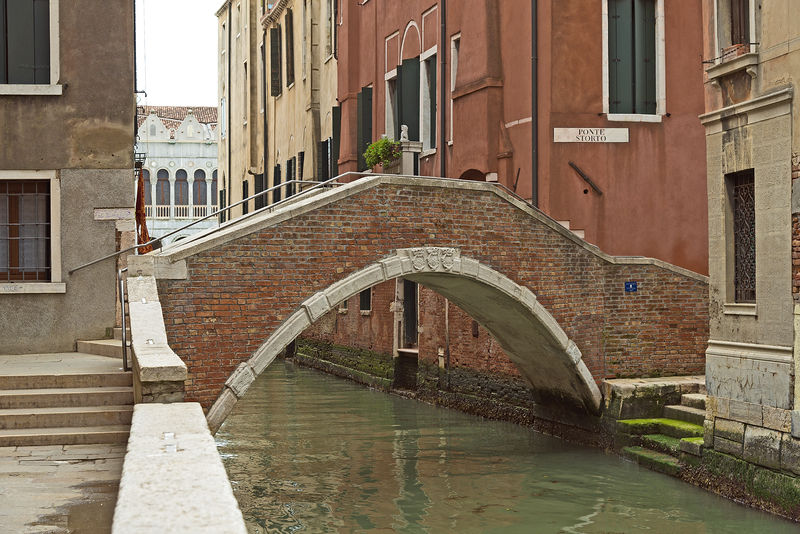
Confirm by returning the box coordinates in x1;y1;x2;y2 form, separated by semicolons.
617;386;707;475
0;348;133;447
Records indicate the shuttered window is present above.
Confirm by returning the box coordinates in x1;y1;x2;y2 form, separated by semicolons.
254;173;265;209
608;0;656;114
273;164;282;203
331;105;341;177
285;10;295;86
397;58;420;140
242;180;249;215
270;26;282;96
318;139;330;181
356;87;373;170
0;0;50;84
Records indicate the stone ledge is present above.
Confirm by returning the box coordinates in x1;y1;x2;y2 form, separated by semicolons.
112;403;246;534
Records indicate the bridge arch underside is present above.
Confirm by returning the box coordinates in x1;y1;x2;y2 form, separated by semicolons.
206;250;602;431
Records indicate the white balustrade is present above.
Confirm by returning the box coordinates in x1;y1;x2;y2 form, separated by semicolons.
193;205;209;217
174;205;191;219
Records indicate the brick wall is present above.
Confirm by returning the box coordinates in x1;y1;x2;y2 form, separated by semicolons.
156;181;708;409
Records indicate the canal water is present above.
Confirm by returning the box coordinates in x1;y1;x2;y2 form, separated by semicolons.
217;361;798;533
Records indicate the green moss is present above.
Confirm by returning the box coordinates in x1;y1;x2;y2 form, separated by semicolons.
623;446;682;477
641;434;680;455
617;418;703;439
296;338;395;379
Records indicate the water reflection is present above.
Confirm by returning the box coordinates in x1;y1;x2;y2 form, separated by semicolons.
217;361;797;533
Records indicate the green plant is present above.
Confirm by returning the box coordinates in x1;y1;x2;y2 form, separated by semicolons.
364;138;401;168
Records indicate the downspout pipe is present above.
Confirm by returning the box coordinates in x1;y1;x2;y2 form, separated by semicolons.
531;0;538;207
227;3;232;213
133;0;138;140
439;0;446;178
263;25;268;192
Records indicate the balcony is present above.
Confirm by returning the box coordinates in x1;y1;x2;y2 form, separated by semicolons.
145;205;216;220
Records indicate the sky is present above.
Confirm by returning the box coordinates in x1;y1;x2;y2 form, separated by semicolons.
135;0;221;107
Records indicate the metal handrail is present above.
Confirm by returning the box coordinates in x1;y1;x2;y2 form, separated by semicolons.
69;170;531;275
69;178;336;274
117;267;130;372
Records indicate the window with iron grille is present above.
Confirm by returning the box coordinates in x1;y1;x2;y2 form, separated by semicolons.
0;180;50;282
359;288;371;311
729;169;755;303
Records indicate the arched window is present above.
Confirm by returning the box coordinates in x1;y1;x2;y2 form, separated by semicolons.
193;169;207;205
142;169;152;205
156;169;170;205
211;170;218;205
175;169;188;205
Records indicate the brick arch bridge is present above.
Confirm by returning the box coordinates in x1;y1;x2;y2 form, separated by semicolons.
136;175;708;431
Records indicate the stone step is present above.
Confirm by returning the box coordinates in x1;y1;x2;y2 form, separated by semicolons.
681;393;707;410
617;418;704;440
113;327;132;340
0;425;130;446
0;371;132;390
622;446;682;477
698;383;707;395
76;339;129;359
679;436;704;457
639;433;681;456
0;386;133;409
0;405;133;430
663;404;706;426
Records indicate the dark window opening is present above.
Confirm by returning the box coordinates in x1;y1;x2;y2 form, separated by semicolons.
730;0;750;46
397;57;420;140
270;26;282;96
175;169;188;205
0;180;50;281
730;169;755;303
273;164;282;203
359;288;371;311
156;169;170;206
254;173;265;209
193;170;207;205
403;279;418;348
242;180;249;215
356;86;373;170
285;10;295;86
219;189;227;223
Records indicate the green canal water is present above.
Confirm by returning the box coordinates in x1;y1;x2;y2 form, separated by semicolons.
216;362;798;533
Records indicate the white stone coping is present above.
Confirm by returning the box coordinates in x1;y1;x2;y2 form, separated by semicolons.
112;403;247;534
699;87;793;129
706;339;793;364
704;51;759;82
126;274;188;383
0;282;66;294
152;174;708;284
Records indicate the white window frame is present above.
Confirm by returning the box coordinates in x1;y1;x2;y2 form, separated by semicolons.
712;0;757;64
0;0;61;95
384;68;398;139
420;45;437;154
0;170;64;293
601;0;665;122
449;33;460;144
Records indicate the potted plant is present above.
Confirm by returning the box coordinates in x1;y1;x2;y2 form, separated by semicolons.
364;137;402;174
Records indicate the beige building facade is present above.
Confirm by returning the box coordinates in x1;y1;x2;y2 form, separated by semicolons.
0;0;135;353
262;0;339;205
701;0;800;471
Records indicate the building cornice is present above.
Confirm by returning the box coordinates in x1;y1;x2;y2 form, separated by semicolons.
215;0;232;18
699;87;793;133
261;0;290;27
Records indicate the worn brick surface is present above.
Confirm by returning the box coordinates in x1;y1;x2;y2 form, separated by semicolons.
156;183;709;409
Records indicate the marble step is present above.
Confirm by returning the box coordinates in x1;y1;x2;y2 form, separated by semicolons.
681;393;707;410
0;387;133;409
0;405;133;430
617;418;704;440
0;425;130;446
76;339;129;359
113;327;132;340
0;372;131;390
639;433;680;456
663;405;706;426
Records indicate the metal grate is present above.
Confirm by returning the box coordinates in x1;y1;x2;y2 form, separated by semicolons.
0;180;51;282
732;171;755;303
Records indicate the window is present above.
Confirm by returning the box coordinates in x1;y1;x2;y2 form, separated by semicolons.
254;173;265;209
286;157;295;196
0;0;61;95
243;61;248;123
728;169;755;303
0;180;50;281
219;188;226;223
242;180;249;215
175;169;188;205
220;97;227;138
729;0;750;47
270;26;282;96
385;73;398;140
607;0;656;115
298;151;305;179
318;139;330;181
356;86;373;170
143;170;152;205
359;288;371;312
155;170;170;206
193;170;206;205
211;170;218;205
421;53;437;150
285;9;295;86
397;58;420;140
450;35;460;142
272;164;282;203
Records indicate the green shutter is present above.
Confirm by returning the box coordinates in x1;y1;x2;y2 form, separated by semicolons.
634;0;656;114
273;164;282;202
398;57;420;140
7;0;35;83
331;105;341;177
32;0;49;84
270;27;281;96
363;86;373;162
608;0;634;114
0;1;6;83
357;91;365;170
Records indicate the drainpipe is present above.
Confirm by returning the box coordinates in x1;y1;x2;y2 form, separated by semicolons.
133;0;138;140
440;0;447;178
227;4;233;213
263;25;268;192
530;0;538;207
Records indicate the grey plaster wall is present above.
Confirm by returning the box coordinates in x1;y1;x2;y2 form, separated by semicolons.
0;169;134;354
